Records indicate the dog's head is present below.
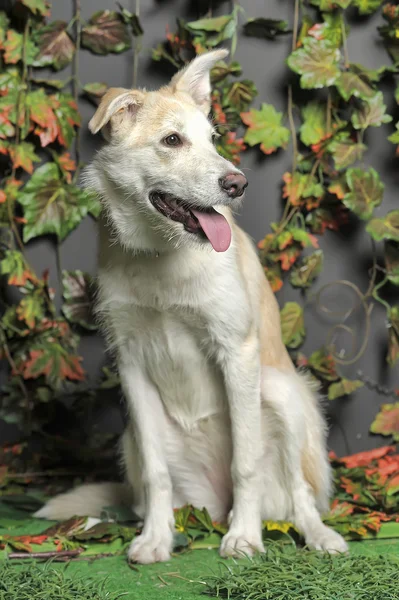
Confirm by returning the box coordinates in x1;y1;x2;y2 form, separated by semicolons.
87;49;247;254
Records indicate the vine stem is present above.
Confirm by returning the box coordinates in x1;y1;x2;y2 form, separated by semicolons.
72;0;81;174
132;0;142;88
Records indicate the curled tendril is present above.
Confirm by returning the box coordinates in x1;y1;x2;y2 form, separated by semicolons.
310;279;372;366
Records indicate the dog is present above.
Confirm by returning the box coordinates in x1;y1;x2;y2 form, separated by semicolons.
35;49;348;564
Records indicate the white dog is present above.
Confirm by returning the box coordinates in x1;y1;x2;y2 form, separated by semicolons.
36;49;348;564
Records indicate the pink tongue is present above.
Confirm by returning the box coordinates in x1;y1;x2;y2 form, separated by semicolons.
191;208;231;252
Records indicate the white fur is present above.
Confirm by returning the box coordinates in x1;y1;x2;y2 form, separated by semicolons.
36;51;348;563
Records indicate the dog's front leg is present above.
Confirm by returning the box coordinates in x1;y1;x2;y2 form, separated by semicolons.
219;331;265;558
119;359;174;564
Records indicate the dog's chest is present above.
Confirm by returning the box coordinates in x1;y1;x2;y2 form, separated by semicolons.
110;300;227;429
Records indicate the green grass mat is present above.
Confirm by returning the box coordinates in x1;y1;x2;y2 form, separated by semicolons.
3;540;399;600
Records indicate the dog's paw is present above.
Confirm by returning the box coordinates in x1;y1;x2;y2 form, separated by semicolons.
220;530;265;558
128;529;173;564
306;525;348;554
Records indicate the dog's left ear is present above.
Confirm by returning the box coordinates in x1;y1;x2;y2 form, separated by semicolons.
170;49;229;115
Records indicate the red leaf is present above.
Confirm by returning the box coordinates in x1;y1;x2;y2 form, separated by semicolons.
337;446;396;468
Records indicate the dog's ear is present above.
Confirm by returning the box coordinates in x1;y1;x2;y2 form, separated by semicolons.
88;87;145;140
170;49;228;115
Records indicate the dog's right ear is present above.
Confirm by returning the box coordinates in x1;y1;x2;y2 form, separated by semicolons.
88;88;144;140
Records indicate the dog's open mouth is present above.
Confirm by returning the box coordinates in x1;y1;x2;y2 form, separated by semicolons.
149;191;231;252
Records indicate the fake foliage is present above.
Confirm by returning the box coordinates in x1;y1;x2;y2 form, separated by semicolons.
0;0;398;529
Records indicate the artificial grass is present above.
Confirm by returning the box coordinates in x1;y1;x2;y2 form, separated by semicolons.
3;541;399;600
205;542;399;600
0;561;126;600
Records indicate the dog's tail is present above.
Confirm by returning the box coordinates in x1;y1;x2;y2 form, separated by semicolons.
34;482;132;520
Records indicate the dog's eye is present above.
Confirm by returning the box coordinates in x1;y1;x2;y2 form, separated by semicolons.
163;134;182;147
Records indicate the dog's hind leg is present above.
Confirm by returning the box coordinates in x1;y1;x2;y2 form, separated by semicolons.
260;366;348;554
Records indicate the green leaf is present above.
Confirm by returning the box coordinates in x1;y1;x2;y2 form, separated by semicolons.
18;0;50;16
370;402;399;441
82;10;131;55
308;13;346;48
309;0;351;9
82;82;107;105
289;250;324;289
32;21;75;70
353;0;384;15
386;306;399;367
328;379;364;400
62;270;97;330
328;134;366;170
0;12;9;47
336;66;376;102
241;103;290;155
351;92;392;130
186;14;236;48
21;343;84;387
53;93;80;147
343;167;384;220
222;79;258;114
282;171;324;207
9;141;40;174
287;38;341;89
118;6;144;36
0;249;35;287
384;242;399;286
280;302;305;349
308;348;338;381
243;18;290;40
388;122;399;148
16;290;46;329
2;30;38;65
300;102;328;146
366;210;399;242
18;163;99;242
73;522;133;543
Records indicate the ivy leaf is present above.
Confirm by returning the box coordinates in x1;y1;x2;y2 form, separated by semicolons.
353;0;384;15
243;18;290;40
386;307;399;367
328;134;366;170
26;89;58;146
32;21;75;71
21;345;84;386
289;250;324;289
351;92;392;130
118;5;144;37
0;11;9;47
82;82;107;105
306;206;349;234
370;403;399;442
0;249;36;287
62;270;97;331
241;103;290;155
328;379;364;400
287;38;341;89
222;79;257;114
384;242;399;286
186;14;236;48
216;132;246;166
308;348;338;381
280;302;305;349
336;65;376;101
16;290;46;329
50;151;76;183
309;0;351;9
366;210;399;242
307;13;346;48
300;102;328;146
17;163;99;242
53;93;80;147
9;141;40;174
343;167;384;221
18;0;50;16
82;10;131;55
3;30;38;65
211;60;242;84
282;172;324;207
388;123;399;155
263;264;283;293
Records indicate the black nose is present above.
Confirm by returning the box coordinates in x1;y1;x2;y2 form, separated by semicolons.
219;173;248;198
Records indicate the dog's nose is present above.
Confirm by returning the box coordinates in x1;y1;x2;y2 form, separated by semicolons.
219;173;248;198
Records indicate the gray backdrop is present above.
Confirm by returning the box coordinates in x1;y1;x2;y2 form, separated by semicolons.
3;0;399;456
